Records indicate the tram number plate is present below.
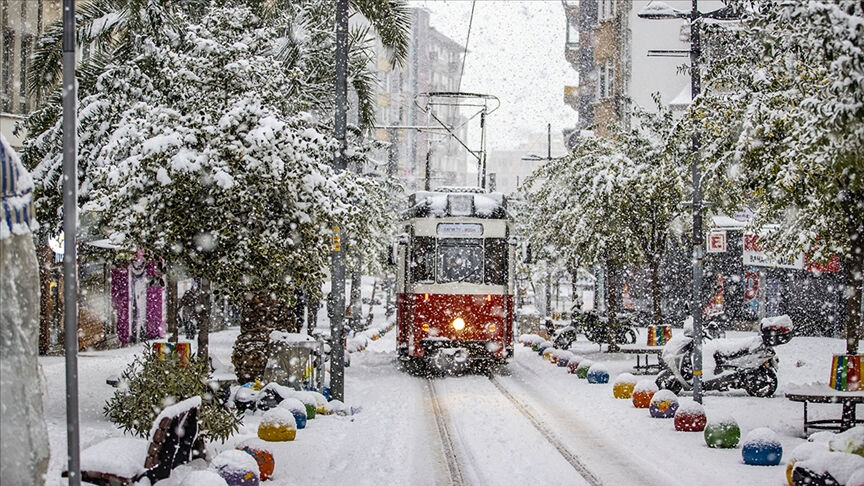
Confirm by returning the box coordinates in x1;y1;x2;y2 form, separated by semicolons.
437;223;483;237
332;226;341;252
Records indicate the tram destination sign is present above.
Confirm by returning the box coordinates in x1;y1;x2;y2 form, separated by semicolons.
437;223;484;237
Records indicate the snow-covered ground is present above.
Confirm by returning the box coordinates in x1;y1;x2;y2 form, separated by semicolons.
40;300;861;485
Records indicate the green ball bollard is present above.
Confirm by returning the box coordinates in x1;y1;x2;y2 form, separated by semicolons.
704;418;740;448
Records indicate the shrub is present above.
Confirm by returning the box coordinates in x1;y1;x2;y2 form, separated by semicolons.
104;344;241;442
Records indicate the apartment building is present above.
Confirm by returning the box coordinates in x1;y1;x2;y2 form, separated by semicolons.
1;0;60;149
368;8;468;190
562;0;724;142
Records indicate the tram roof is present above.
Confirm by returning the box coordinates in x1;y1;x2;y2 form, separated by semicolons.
402;190;510;220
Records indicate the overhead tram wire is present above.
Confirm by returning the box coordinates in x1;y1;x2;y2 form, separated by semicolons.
457;1;476;93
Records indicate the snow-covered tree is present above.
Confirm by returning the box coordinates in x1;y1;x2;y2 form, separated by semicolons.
524;105;686;345
525;136;642;351
24;2;407;379
696;0;863;353
24;0;410;140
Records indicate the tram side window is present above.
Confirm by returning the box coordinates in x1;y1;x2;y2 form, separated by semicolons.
437;239;483;284
484;238;508;285
411;237;436;283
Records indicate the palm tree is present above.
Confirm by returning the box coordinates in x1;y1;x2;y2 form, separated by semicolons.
25;0;410;138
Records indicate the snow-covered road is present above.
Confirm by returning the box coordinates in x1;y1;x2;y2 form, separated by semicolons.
41;318;857;486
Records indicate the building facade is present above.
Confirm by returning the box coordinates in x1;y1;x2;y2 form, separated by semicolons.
1;0;61;149
562;0;724;142
367;8;469;190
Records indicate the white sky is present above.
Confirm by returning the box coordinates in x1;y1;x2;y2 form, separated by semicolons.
408;1;577;154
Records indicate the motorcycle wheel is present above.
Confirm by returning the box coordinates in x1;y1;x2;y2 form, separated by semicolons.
656;370;683;394
745;367;778;397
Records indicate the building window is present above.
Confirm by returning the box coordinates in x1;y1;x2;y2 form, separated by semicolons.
19;34;31;113
597;59;615;99
599;0;616;22
566;17;579;45
2;27;15;113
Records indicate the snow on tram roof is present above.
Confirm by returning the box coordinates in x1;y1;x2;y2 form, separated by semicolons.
403;189;509;220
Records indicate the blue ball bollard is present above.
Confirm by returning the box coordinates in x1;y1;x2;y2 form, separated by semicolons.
586;364;610;384
279;398;307;430
537;341;552;356
742;428;783;466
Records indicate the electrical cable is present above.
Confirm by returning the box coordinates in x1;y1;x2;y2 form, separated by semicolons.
456;1;476;93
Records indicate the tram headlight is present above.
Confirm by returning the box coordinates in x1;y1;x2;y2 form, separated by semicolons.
452;317;466;331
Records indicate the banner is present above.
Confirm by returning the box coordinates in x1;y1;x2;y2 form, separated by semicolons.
742;233;804;269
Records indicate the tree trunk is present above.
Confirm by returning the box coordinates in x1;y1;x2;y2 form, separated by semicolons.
197;278;211;360
232;291;293;383
651;259;662;326
350;268;362;329
845;215;863;355
606;259;620;352
367;279;377;325
569;265;581;313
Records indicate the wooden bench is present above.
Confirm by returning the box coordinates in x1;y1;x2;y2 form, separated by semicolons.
63;396;200;486
786;386;864;435
618;345;664;375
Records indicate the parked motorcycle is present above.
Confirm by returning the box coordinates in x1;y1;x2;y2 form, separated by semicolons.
554;311;638;349
655;315;794;397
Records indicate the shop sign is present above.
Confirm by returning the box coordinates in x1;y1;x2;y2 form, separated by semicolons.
742;233;804;269
707;231;727;253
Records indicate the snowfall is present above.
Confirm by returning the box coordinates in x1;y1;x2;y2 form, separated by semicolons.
39;284;862;486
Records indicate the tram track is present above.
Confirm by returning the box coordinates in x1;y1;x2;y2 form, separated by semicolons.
499;359;685;486
426;377;468;486
487;374;605;486
425;369;600;486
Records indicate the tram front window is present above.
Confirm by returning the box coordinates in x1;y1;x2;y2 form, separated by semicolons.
437;239;483;284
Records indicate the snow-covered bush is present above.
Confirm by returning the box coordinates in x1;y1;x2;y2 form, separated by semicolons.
104;344;241;442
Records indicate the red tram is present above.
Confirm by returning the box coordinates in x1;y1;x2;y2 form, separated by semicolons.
394;188;516;369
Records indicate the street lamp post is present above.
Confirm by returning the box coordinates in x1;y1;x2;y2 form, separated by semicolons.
637;0;735;404
62;0;81;483
330;0;348;402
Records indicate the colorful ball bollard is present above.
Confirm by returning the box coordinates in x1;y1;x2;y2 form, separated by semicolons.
557;353;571;367
704;416;741;449
632;379;658;408
742;428;783;466
575;360;594;379
568;360;581;374
586;364;610;384
237;446;275;481
212;450;260;486
784;442;826;486
674;400;707;432
649;389;679;418
292;393;317;419
612;373;637;399
542;347;555;361
279;398;308;430
181;470;229;486
257;408;297;442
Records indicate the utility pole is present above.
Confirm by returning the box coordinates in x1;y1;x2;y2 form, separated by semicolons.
62;0;81;483
638;0;735;404
688;0;705;406
330;0;348;402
